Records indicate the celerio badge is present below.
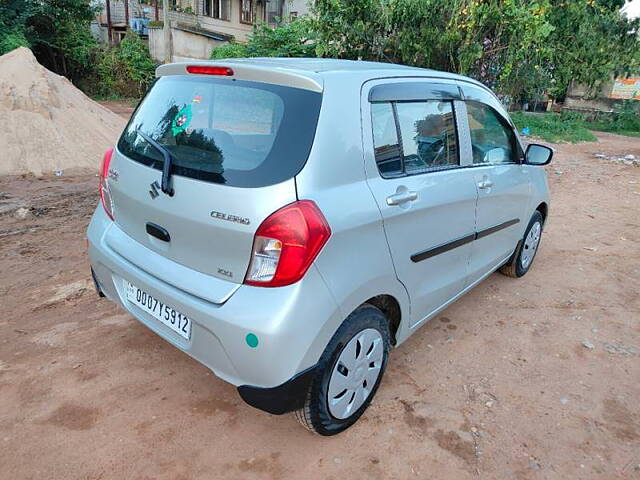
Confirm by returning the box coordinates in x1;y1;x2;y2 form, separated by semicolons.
210;211;250;225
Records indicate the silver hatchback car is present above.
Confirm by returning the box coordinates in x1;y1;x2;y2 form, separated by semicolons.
88;58;552;435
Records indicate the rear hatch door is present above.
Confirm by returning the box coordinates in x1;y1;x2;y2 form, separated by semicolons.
106;72;322;301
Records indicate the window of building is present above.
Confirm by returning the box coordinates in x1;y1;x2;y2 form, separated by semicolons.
266;0;285;26
204;0;230;20
240;0;253;24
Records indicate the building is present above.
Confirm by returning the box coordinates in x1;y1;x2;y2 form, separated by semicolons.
94;0;311;62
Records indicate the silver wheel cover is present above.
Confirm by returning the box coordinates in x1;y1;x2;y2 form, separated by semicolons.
521;221;541;269
327;328;384;420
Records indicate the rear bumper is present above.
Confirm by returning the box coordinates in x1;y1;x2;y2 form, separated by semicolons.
237;364;319;415
87;206;341;404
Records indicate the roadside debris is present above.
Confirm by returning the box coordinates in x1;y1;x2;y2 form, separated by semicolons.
14;207;31;219
603;342;639;356
593;152;640;166
581;340;595;350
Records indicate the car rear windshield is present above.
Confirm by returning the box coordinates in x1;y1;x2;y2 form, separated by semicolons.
117;76;322;187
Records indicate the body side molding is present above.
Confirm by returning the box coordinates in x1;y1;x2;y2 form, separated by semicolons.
410;218;520;263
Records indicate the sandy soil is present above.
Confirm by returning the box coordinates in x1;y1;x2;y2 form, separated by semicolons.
0;132;638;479
0;48;125;176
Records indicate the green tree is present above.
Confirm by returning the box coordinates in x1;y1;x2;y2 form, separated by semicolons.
0;0;99;81
312;0;555;103
312;0;640;102
208;0;638;104
546;0;640;98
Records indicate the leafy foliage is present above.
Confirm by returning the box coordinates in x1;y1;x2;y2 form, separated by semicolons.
0;0;100;81
546;0;640;98
0;31;30;53
589;100;640;135
310;0;640;102
95;31;156;98
0;0;156;98
211;18;317;59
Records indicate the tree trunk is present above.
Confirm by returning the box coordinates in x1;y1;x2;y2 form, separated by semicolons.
162;0;172;63
105;0;113;45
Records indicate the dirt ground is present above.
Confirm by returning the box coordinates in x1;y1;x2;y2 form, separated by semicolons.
0;130;639;480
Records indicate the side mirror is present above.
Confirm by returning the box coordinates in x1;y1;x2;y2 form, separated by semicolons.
525;144;553;165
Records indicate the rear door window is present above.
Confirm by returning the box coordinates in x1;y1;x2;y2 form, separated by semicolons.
118;76;322;187
372;100;459;177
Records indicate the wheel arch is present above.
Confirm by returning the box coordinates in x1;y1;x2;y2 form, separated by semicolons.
535;202;548;226
362;294;402;346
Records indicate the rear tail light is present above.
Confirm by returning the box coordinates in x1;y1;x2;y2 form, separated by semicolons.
245;200;331;287
100;148;115;220
186;65;234;76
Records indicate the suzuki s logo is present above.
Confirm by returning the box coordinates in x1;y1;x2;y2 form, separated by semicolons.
149;180;160;199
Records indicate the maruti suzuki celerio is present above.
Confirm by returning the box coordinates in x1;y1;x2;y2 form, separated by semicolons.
87;58;552;435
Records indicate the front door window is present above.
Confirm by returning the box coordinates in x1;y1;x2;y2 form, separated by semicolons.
466;101;519;164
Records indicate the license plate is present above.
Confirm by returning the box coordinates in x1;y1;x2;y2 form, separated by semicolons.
125;282;191;340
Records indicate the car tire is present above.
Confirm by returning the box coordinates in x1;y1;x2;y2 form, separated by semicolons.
500;210;544;278
294;304;391;436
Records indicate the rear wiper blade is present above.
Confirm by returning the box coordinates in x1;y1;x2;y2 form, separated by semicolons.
136;129;175;196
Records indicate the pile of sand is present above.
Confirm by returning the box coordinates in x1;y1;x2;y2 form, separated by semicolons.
0;47;127;176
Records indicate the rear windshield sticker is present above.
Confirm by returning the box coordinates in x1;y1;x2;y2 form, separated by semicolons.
172;104;193;136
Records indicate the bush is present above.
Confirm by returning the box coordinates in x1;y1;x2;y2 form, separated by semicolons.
211;18;317;59
611;101;640;131
588;100;640;136
210;41;250;59
95;32;156;98
0;31;30;54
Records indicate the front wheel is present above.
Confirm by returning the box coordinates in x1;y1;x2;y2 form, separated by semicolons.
500;210;544;278
294;305;391;435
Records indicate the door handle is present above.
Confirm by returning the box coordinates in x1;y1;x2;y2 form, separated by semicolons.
386;190;418;206
478;179;494;189
146;222;171;242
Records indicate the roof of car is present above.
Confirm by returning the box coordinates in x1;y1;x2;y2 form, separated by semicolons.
220;57;465;78
157;58;488;93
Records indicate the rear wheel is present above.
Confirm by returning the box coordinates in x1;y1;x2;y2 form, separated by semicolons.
500;211;544;278
294;305;391;435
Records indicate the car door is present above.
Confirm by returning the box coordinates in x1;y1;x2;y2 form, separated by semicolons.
459;87;531;283
362;80;478;328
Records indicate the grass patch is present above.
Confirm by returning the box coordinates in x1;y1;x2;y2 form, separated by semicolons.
510;112;597;143
588;124;640;138
512;102;640;143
